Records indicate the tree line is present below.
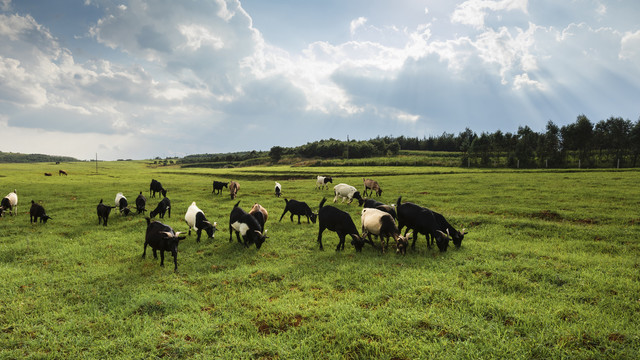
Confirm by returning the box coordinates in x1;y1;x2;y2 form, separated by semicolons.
0;152;78;163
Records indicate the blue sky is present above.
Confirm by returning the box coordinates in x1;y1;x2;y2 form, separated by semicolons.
1;0;639;160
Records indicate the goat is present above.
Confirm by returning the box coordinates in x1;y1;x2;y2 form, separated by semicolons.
114;193;131;216
142;218;186;272
29;200;52;224
229;201;267;249
44;173;52;176
433;211;467;249
333;183;364;205
361;208;410;254
1;190;18;216
184;202;217;242
362;198;397;219
363;178;382;197
59;170;67;176
316;176;333;190
249;203;269;232
396;197;452;252
275;182;282;197
135;192;147;214
149;179;167;198
96;199;116;226
279;198;317;224
229;181;240;199
149;197;171;219
212;180;228;195
317;198;365;252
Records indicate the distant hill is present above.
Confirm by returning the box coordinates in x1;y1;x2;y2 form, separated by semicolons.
0;151;78;163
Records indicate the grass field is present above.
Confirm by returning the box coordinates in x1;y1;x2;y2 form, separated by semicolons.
1;161;639;359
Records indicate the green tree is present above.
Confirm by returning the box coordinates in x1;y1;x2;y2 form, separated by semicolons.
269;146;284;163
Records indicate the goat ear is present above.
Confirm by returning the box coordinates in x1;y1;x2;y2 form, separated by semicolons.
462;228;468;234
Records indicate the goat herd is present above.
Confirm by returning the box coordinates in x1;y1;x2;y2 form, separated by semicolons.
1;175;467;272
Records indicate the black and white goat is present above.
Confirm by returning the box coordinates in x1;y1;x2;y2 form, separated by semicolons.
96;199;116;226
142;218;185;271
316;175;333;190
149;179;167;198
149;197;171;219
1;190;18;216
184;202;217;242
229;201;268;249
115;192;131;215
275;182;282;197
333;183;364;205
361;208;409;254
29;200;52;224
279;198;317;224
317;198;365;252
396;197;452;252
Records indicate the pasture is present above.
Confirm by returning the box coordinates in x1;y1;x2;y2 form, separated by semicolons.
0;161;639;359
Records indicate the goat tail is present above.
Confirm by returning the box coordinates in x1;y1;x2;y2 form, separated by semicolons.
233;200;240;208
145;217;151;226
396;196;402;208
319;197;327;209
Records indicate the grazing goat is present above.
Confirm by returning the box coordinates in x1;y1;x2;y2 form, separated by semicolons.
44;173;52;176
362;198;397;219
1;190;18;216
96;199;116;226
249;203;269;232
229;181;240;199
361;208;409;254
316;175;333;190
142;218;186;272
229;201;268;249
184;202;217;242
433;211;467;248
59;170;67;176
317;198;365;252
396;197;452;252
212;180;228;195
149;179;167;198
279;198;317;224
275;182;282;197
149;197;171;219
30;200;52;224
135;192;147;214
363;178;382;197
333;183;364;205
114;193;131;216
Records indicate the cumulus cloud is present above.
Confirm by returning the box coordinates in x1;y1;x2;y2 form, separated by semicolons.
350;17;367;36
452;0;528;29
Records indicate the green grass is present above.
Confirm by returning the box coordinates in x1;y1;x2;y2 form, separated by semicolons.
1;161;639;359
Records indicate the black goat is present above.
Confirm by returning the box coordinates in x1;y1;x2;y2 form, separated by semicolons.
142;218;185;271
396;197;452;252
149;197;171;219
317;198;365;252
212;180;228;195
279;198;317;224
97;199;116;226
149;179;167;198
433;211;467;248
135;192;147;214
29;200;51;224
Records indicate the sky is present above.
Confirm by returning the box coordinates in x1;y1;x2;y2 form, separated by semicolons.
1;0;639;160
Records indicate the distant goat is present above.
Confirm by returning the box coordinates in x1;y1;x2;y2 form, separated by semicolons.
30;200;52;224
115;193;131;216
135;192;147;214
212;180;228;195
363;178;382;197
275;182;282;197
229;181;240;200
96;199;116;226
279;198;317;224
229;201;268;249
149;179;167;198
149;197;171;219
142;218;186;272
44;173;52;176
316;176;333;190
317;198;365;252
184;202;217;242
59;170;68;176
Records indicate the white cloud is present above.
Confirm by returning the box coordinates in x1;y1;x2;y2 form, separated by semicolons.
451;0;528;29
350;17;367;36
620;30;640;63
